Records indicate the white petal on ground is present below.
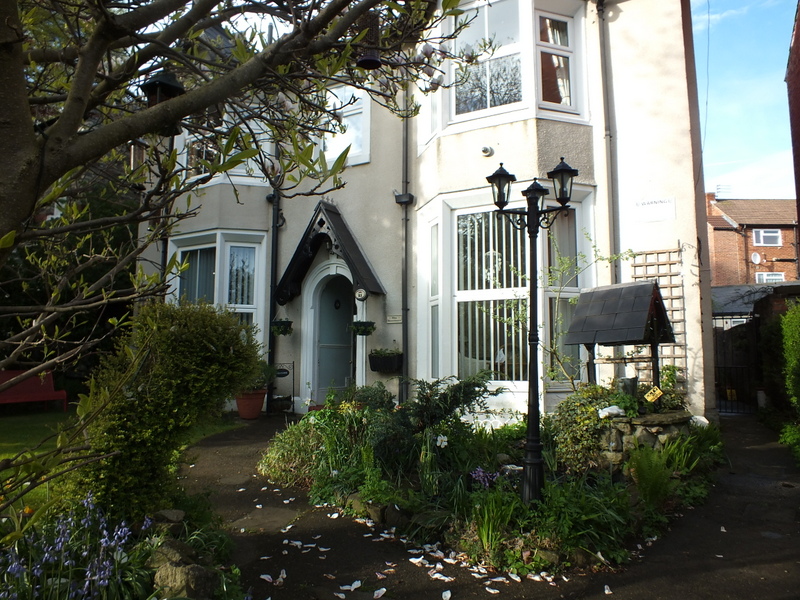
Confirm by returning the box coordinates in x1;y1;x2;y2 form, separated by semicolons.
259;556;271;560
409;556;427;566
280;525;293;533
255;504;263;509
373;588;387;599
721;526;727;533
328;512;340;519
605;584;613;594
319;547;331;552
259;574;273;582
323;573;336;580
442;592;452;600
376;572;387;580
385;562;397;567
237;488;246;492
334;594;346;599
485;587;500;594
508;572;521;583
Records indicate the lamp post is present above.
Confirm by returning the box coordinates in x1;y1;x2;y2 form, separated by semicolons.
486;158;578;504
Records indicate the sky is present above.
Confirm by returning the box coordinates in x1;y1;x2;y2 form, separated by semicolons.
691;0;797;199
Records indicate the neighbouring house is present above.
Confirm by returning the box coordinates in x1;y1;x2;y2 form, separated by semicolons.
141;0;716;419
706;193;799;286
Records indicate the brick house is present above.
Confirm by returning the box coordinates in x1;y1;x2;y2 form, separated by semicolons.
707;193;799;285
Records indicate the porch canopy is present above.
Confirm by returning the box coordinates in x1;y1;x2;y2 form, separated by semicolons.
564;280;674;385
275;201;385;305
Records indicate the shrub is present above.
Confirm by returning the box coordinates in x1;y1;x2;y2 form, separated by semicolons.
550;384;615;474
67;302;261;520
626;443;676;534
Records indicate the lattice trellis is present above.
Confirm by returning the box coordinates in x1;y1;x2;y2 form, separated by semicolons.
631;248;687;384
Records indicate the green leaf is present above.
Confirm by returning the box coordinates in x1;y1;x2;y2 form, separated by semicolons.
0;230;16;249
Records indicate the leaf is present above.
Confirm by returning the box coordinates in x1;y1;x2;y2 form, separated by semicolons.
0;230;16;249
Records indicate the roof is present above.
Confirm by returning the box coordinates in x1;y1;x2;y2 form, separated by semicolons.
711;285;772;316
275;201;385;305
711;199;797;227
707;214;736;230
564;280;675;347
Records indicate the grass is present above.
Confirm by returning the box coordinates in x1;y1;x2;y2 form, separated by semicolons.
0;408;242;511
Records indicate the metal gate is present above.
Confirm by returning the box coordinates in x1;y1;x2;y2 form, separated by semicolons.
713;319;760;414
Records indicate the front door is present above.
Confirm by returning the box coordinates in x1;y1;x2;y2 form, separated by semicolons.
315;276;354;403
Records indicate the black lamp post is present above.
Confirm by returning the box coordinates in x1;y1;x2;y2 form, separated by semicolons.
487;158;578;504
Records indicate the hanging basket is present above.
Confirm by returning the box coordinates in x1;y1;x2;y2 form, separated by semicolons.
270;319;293;336
350;321;376;336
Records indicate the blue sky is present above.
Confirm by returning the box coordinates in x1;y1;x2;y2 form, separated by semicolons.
692;0;797;199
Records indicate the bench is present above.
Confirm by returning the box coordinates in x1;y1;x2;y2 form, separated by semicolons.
0;370;68;412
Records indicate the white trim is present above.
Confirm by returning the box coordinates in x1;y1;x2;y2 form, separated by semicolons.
301;258;370;411
752;228;782;247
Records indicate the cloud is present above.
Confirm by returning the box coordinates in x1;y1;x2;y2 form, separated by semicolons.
704;148;796;199
691;1;751;32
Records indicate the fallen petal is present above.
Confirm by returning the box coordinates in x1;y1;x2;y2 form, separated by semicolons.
259;574;273;582
237;488;246;492
373;588;386;599
605;584;613;595
508;572;521;583
442;592;452;600
334;594;346;599
324;574;336;580
486;587;500;594
376;572;387;580
720;526;727;533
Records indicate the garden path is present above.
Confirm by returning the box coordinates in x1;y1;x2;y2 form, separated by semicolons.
179;413;800;600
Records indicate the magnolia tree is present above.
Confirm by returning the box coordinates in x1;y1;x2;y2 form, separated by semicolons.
0;0;470;383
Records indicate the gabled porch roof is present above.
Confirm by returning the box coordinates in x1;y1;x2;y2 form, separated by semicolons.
275;201;385;305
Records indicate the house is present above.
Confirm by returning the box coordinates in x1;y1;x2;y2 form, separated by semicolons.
706;193;799;286
143;0;716;419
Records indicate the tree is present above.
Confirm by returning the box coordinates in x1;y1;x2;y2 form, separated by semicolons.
0;0;467;383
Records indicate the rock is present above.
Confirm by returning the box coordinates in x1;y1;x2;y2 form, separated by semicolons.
147;538;200;569
384;504;412;529
154;562;218;600
155;509;186;523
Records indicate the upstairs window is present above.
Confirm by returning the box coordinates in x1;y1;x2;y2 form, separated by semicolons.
537;13;575;111
323;86;371;166
753;229;781;246
755;272;785;284
453;0;522;117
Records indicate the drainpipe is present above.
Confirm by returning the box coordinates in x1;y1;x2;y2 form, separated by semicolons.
395;90;415;403
597;0;621;283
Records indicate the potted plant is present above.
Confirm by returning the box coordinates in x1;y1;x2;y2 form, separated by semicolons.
235;360;277;419
270;319;293;336
351;320;376;336
368;348;403;373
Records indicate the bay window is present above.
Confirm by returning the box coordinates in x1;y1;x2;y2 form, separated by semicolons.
537;13;575;110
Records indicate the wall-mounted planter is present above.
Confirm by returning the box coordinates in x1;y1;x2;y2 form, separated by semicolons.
369;351;403;374
351;321;376;336
271;319;293;336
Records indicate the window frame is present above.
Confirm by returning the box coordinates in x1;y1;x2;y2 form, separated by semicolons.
535;10;578;114
755;271;785;284
752;228;782;247
323;86;371;167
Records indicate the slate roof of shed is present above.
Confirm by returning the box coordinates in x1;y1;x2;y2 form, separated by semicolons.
711;199;797;227
564;280;675;346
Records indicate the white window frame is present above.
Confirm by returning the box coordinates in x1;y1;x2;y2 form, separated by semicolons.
755;271;785;284
535;11;578;114
449;0;528;123
169;230;267;336
753;228;782;247
323;86;371;167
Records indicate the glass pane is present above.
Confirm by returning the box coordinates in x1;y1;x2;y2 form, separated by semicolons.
431;304;440;378
488;0;518;46
457;6;485;54
180;247;216;303
228;246;255;305
458;212;527;291
549;297;580;380
547;208;578;288
430;224;439;297
488;55;522;108
539;16;569;46
455;62;488;115
540;52;571;105
458;299;528;381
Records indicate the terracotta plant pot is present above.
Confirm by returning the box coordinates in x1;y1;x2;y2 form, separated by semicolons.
236;390;265;419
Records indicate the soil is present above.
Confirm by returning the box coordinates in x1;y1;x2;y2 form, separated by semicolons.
179;413;800;600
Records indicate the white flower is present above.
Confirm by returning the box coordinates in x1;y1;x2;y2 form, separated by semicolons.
436;434;448;448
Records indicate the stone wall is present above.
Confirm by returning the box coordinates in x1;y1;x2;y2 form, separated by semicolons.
599;410;693;470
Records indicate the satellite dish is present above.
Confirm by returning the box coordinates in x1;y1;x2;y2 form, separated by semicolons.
751;252;762;265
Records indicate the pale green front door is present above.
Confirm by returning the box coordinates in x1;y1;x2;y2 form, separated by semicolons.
315;276;354;402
